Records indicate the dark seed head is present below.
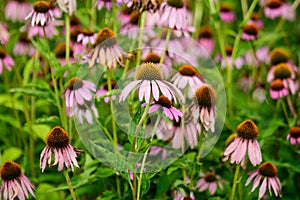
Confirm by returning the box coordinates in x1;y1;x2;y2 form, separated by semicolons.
155;96;172;108
33;1;50;13
144;52;161;63
81;29;95;36
0;49;6;58
225;46;233;56
250;12;260;21
0;161;21;181
220;4;232;12
136;62;163;80
198;26;213;39
96;28;117;46
266;0;282;9
103;80;117;90
243;23;259;36
46;126;70;148
204;172;217;182
167;0;184;8
70;16;80;26
270;79;285;91
129;11;140;25
236;120;258;140
195;85;216;108
273;63;292;79
289;127;300;138
178;64;203;81
270;48;289;66
67;77;83;90
258;162;278;177
70;26;83;42
54;43;74;58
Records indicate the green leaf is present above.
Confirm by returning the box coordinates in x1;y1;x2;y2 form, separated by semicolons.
0;115;19;128
1;147;23;162
35;183;65;200
24;124;51;141
141;179;150;195
96;167;116;178
23;58;34;86
97;190;121;200
10;88;56;105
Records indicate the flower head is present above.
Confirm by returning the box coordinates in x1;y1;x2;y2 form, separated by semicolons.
246;162;281;198
5;0;32;22
264;0;283;19
196;172;225;195
0;49;14;74
77;29;96;46
119;62;184;103
25;1;54;27
40;126;83;172
198;26;214;55
96;80;117;103
223;120;262;166
249;12;264;29
269;79;288;99
57;0;77;15
269;48;289;66
287;126;300;145
69;100;99;124
0;161;35;200
13;32;35;56
94;0;113;11
242;23;259;41
220;4;235;23
54;42;74;66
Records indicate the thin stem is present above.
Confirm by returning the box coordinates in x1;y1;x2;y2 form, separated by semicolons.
122;38;137;79
112;0;118;33
65;14;70;66
241;0;248;18
192;1;203;39
63;170;77;200
136;148;150;200
287;96;297;119
230;165;241;200
159;29;172;64
136;12;146;69
281;99;290;126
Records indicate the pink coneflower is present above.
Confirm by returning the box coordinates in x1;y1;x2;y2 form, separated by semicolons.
96;80;117;103
149;146;167;160
0;161;35;200
220;4;235;23
49;1;62;19
287;127;300;145
198;26;214;55
196;172;225;195
281;2;295;21
77;29;96;46
215;46;244;69
70;26;85;57
160;0;187;30
0;22;10;45
172;64;206;99
94;0;113;10
69;100;99;124
119;11;140;39
246;162;281;198
126;0;161;13
242;23;259;41
13;32;35;56
64;77;96;109
264;0;283;19
26;20;61;39
119;62;184;103
147;95;182;122
5;0;32;22
248;12;264;29
223;120;262;166
40;126;83;172
143;52;172;78
191;85;217;132
54;43;75;66
270;79;288;99
0;49;14;74
173;189;195;200
25;1;54;27
57;0;77;15
244;46;269;67
89;27;127;70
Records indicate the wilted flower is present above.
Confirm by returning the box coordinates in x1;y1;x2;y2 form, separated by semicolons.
5;0;32;22
119;62;184;103
0;161;35;200
25;1;54;27
246;162;281;198
223;120;262;166
286;126;300;145
196;172;225;195
40;126;83;172
0;49;14;74
57;0;77;15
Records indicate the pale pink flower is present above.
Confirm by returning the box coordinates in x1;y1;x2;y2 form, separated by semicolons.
57;0;77;15
215;46;244;69
70;26;85;57
197;26;214;55
196;172;225;195
40;126;83;172
173;189;195;200
242;23;259;41
244;46;269;67
149;146;167;160
0;49;14;74
69;100;99;124
246;162;281;198
223;120;262;166
264;0;283;19
77;29;96;46
0;22;10;45
96;80;117;103
220;4;235;23
25;1;54;27
13;32;35;56
286;127;300;145
54;42;75;66
119;62;184;103
248;12;264;29
269;79;289;99
5;0;32;22
94;0;113;10
0;161;35;200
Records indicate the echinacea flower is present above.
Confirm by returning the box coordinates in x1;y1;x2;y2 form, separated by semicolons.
25;1;54;27
0;161;35;200
89;27;127;70
57;0;77;15
147;95;182;122
246;162;281;198
244;46;269;67
269;47;289;66
54;42;75;66
26;20;61;39
0;22;10;45
197;26;215;55
191;85;217;132
0;49;14;74
215;46;244;69
126;0;161;13
223;120;262;166
269;79;288;99
160;0;188;30
173;189;195;200
172;64;206;98
69;100;99;124
220;4;235;23
264;0;283;19
77;29;96;46
242;23;259;41
149;146;167;161
64;77;96;109
96;80;117;103
13;32;35;56
5;0;32;22
70;26;85;56
119;62;184;103
94;0;113;10
196;172;225;195
143;52;172;77
40;126;83;172
249;12;264;29
286;126;300;145
119;11;140;39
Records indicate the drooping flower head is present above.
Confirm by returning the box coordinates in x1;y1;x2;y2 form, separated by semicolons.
198;26;214;55
287;126;300;145
196;171;225;195
223;120;262;166
192;85;217;132
77;29;96;46
120;62;184;103
0;49;14;74
269;79;288;99
220;4;235;23
13;32;35;56
246;162;281;198
89;27;126;70
25;1;54;27
242;23;259;41
0;161;35;200
264;0;283;19
40;126;83;172
172;64;206;98
5;0;32;22
57;0;77;15
54;42;75;66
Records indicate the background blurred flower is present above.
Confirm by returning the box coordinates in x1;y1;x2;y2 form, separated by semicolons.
5;0;32;22
286;126;300;145
0;49;14;74
57;0;77;15
196;172;225;195
25;1;54;27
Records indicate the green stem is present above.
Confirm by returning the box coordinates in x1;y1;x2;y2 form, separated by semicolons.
281;99;290;126
136;148;150;200
159;29;172;64
241;0;248;18
112;0;118;33
63;170;77;200
65;14;70;66
230;165;241;200
192;1;203;39
136;12;146;68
